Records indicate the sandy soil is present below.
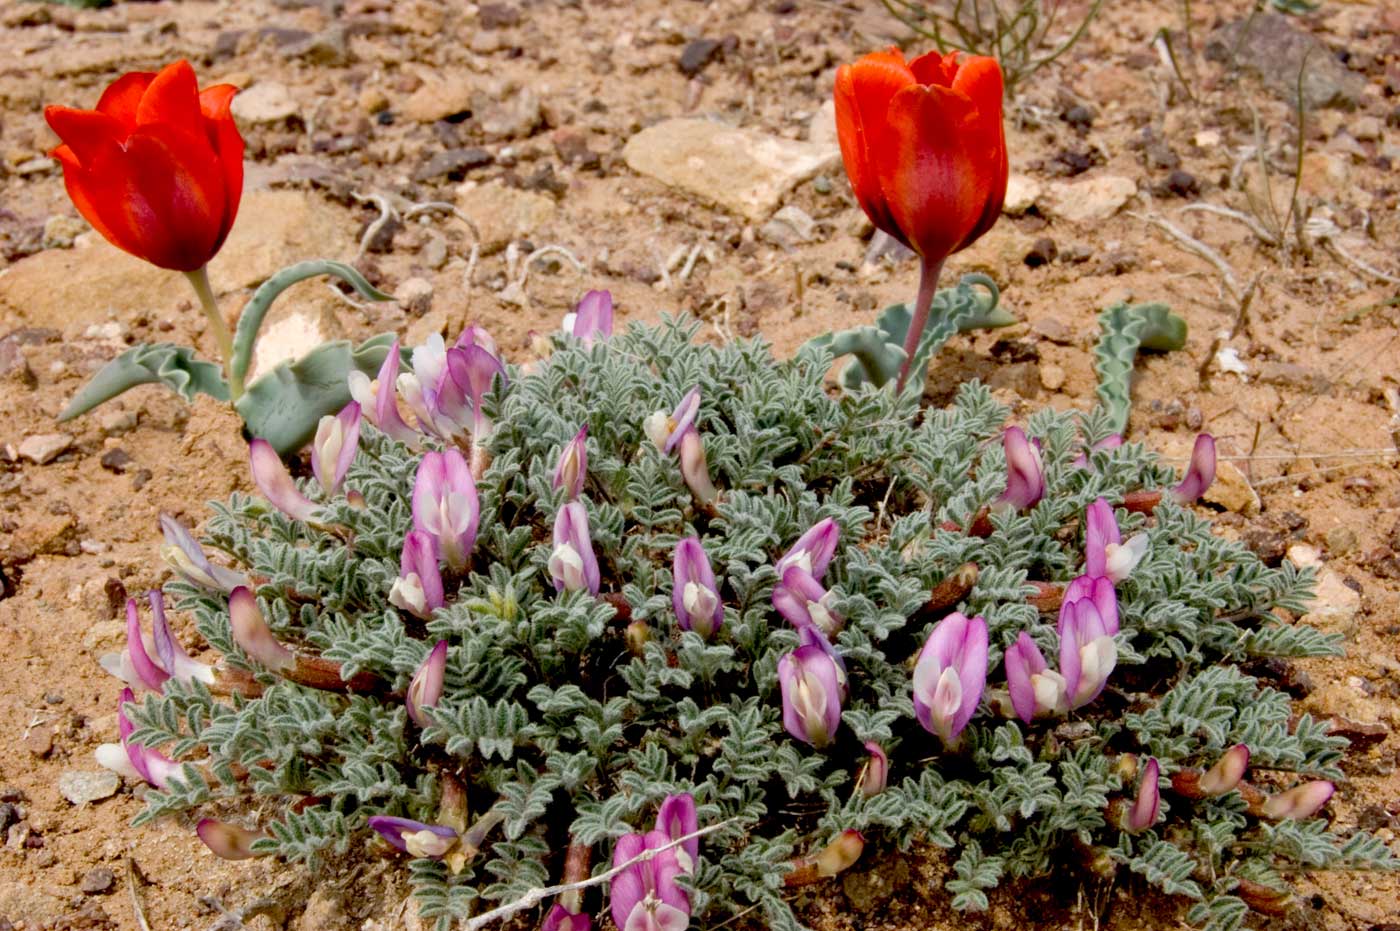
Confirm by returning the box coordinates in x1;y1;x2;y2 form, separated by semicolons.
2;0;1400;928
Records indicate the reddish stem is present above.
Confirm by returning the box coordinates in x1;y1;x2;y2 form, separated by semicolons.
894;257;945;395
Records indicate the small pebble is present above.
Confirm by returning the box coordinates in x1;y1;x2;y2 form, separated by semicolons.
1166;169;1199;197
1024;236;1057;268
99;449;134;473
17;433;74;465
79;867;115;895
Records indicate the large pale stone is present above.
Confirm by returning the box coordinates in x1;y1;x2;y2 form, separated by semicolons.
623;117;840;220
231;81;299;125
1301;569;1361;638
403;75;474;123
1044;175;1137;224
1002;173;1042;216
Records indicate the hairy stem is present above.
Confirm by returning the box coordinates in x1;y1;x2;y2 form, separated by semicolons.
894;256;945;396
183;266;241;399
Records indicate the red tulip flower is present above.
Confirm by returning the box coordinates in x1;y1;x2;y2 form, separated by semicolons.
45;60;246;386
834;48;1008;392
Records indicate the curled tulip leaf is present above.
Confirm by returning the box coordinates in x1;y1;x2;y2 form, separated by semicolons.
1094;302;1188;436
235;334;397;456
58;343;230;422
230;260;392;391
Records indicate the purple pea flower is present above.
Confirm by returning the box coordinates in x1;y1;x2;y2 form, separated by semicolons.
1004;631;1068;724
1084;497;1148;583
397;335;459;443
655;793;699;875
912;612;988;747
454;324;501;358
553;426;589;501
368;815;460;859
549;501;600;595
228;586;295;673
1059;583;1118;710
348;339;418;444
1062;575;1119;635
196;819;266;860
798;624;849;697
858;741;888;798
778;644;844;749
1124;758;1161;832
643;387;701;454
567;289;614;347
311;402;362;497
95;688;182;788
446;342;508;438
159;513;248;592
673;537;722;638
540;905;592;931
389;530;445;620
102;593;214;692
992;426;1044;511
610;830;690;931
676;427;718;504
1262;781;1335;820
1173;433;1216;503
772;566;843;638
412;450;480;572
249;438;317;522
775;517;840;580
406;640;448;727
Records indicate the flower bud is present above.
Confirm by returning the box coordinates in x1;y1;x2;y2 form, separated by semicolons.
406;640;448;728
625;620;652;656
816;829;865;877
159;513;247;592
228;586;294;673
1262;781;1334;820
778;644;844;749
1084;497;1148;583
673;537;723;638
775;517;840;580
992;426;1044;511
249;438;317;522
388;531;445;620
677;428;719;505
655;793;699;875
196;819;266;860
912;612;988;747
1199;744;1250;797
553;425;589;501
1124;758;1161;832
568;289;614;347
412;450;479;571
1173;433;1216;503
1004;631;1067;724
857;741;888;798
311;401;361;497
367;815;460;859
549;501;600;595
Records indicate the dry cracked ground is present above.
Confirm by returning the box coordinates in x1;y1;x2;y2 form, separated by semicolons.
3;0;1400;929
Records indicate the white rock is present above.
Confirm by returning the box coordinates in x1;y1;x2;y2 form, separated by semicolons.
807;98;838;151
759;205;818;248
18;433;73;465
231;81;299;125
623;117;840;220
1044;175;1137;223
1194;129;1221;148
1287;543;1322;568
1301;569;1361;637
58;769;121;806
1202;460;1260;517
1002;173;1042;216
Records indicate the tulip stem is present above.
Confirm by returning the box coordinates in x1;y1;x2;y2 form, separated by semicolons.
894;257;945;396
183;266;241;400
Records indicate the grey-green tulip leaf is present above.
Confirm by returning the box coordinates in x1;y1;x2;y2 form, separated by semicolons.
58;343;230;421
1094;301;1188;436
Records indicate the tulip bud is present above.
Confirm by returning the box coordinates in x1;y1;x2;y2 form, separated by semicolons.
196;819;267;860
644;386;701;453
1123;758;1161;832
677;428;719;505
567;289;614;347
540;905;592;931
412;450;480;571
816;829;865;877
388;531;445;620
368;815;460;859
1262;781;1334;820
610;830;690;931
159;513;248;592
228;586;295;673
1084;497;1148;583
1199;744;1250;796
775;517;840;580
549;501;601;595
348;339;418;444
672;537;723;638
1173;433;1216;503
249;438;317;522
553;426;589;501
992;427;1044;511
912;612;988;748
406;640;448;728
655;793;699;875
778;644;844;749
1058;583;1118;710
311;402;362;497
1004;631;1068;724
857;741;888;798
772;566;843;638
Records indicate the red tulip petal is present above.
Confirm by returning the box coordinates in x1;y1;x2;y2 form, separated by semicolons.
875;82;990;263
199;84;245;245
834;49;916;249
51;148;125;247
96;71;156;132
43;106;124;167
136;60;203;132
909;49;959;87
948;57;1007;250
